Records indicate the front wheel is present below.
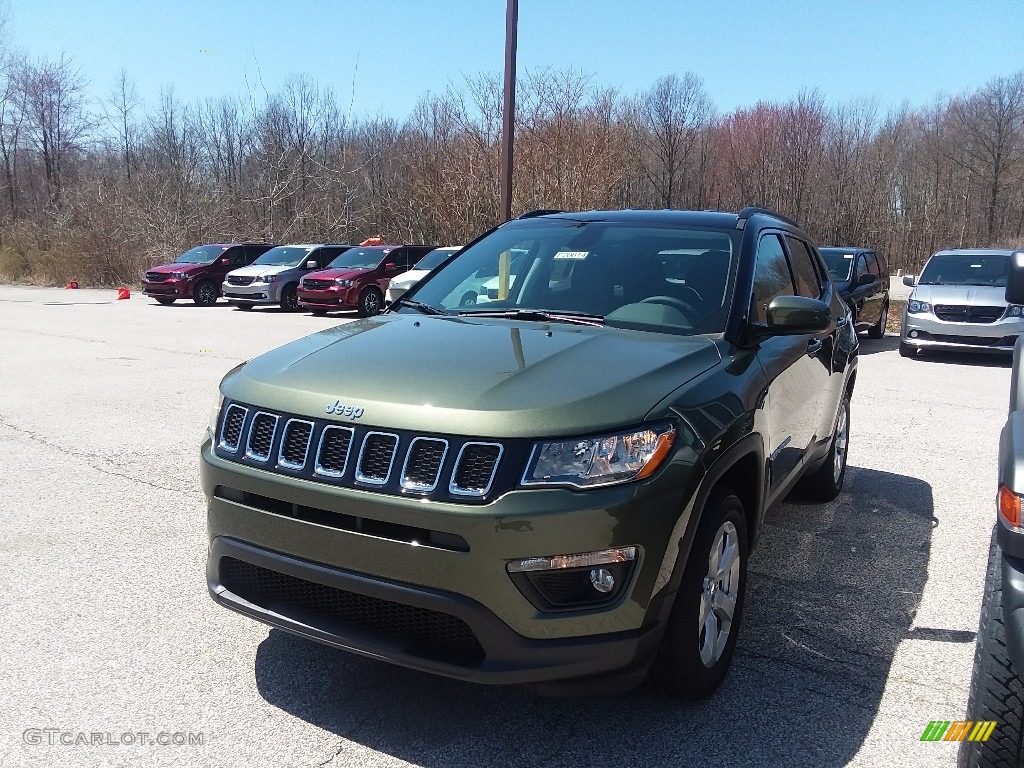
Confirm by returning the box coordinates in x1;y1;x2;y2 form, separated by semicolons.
193;279;218;306
280;284;299;311
959;532;1024;767
868;301;888;339
649;486;747;699
797;396;849;501
358;288;382;317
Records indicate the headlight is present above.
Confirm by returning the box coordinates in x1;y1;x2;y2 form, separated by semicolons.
171;271;188;280
254;275;277;284
1009;305;1023;317
908;300;932;314
209;391;224;439
522;422;676;488
335;278;352;287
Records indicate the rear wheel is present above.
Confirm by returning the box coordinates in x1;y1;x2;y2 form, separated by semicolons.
797;397;849;502
959;532;1024;767
155;297;175;306
358;288;383;317
868;301;888;339
280;284;299;311
193;279;218;306
649;486;747;699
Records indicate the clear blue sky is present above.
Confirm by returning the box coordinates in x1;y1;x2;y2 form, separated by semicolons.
7;0;1024;119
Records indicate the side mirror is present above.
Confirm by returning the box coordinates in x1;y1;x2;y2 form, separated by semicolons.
1007;251;1024;305
305;260;317;268
902;274;916;287
220;258;231;265
764;296;832;335
385;262;397;271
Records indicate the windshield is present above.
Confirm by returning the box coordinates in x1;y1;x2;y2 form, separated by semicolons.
919;253;1010;286
252;246;314;267
327;247;387;270
414;247;460;271
175;245;227;265
819;248;855;282
402;219;740;336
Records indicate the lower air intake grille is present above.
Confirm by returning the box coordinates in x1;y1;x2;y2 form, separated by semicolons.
219;557;485;666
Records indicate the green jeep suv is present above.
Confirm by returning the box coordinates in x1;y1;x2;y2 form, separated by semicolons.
203;207;859;697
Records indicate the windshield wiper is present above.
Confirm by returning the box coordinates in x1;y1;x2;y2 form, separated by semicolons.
457;308;605;327
394;296;447;315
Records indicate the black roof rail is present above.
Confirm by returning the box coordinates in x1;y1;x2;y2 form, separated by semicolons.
737;206;799;227
517;209;566;219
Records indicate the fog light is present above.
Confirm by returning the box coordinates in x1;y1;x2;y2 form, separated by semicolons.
909;330;919;338
590;568;614;593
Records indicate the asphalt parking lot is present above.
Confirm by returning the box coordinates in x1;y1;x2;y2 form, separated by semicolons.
0;285;1011;768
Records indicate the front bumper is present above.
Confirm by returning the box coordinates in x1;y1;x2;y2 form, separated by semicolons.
142;280;189;298
901;309;1022;352
386;286;411;304
297;287;357;310
222;282;281;304
201;437;693;688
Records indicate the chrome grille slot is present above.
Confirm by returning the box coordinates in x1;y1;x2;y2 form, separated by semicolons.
356;432;399;484
227;275;255;286
303;279;331;290
219;404;248;452
145;272;168;282
315;426;354;477
450;443;503;496
934;304;1005;324
246;412;279;461
278;419;313;470
401;438;448;492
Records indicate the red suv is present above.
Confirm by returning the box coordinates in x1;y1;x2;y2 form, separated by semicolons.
142;243;275;306
298;244;435;316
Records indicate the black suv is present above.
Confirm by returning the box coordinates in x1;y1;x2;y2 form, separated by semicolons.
203;207;859;697
819;247;889;338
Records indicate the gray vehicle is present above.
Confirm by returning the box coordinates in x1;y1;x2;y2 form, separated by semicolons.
900;249;1024;357
961;251;1024;767
222;244;351;311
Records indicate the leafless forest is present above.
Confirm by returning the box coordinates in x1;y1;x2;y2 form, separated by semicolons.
0;54;1022;285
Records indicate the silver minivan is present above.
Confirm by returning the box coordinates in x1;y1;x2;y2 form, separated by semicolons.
222;244;351;311
900;248;1023;356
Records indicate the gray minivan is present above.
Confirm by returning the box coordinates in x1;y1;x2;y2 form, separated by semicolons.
222;244;352;311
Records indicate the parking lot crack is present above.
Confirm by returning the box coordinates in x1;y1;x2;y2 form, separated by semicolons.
0;413;182;495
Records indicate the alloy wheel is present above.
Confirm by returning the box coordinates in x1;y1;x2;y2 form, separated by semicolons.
699;520;741;667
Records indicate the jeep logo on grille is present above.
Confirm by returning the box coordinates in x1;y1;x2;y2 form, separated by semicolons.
325;400;364;419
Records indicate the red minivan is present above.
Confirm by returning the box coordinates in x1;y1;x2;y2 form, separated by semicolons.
142;243;275;306
298;244;436;316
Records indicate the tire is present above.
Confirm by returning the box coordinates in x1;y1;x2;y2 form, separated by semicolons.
358;288;383;317
649;486;748;699
797;396;849;502
235;303;253;311
280;284;299;311
868;301;888;339
192;279;218;307
959;531;1024;768
899;342;915;358
311;309;327;316
155;297;175;306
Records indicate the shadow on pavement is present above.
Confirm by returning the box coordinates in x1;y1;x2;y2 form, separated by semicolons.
254;466;933;768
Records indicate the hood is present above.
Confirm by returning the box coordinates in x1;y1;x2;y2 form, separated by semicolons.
911;284;1008;306
227;264;299;278
389;269;428;288
147;262;205;274
306;267;374;281
221;315;722;438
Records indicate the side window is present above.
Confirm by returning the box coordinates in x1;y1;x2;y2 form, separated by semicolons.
865;253;881;277
783;236;822;299
316;248;334;268
223;247;243;266
854;254;870;282
873;251;887;277
243;246;262;265
751;234;796;323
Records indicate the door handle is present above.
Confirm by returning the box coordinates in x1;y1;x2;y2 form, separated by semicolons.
807;338;823;356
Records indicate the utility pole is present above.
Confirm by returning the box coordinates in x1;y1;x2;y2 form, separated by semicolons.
499;0;518;222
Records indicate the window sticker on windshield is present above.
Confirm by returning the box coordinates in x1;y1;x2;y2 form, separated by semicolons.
971;264;982;268
844;254;854;259
553;251;589;260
